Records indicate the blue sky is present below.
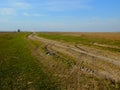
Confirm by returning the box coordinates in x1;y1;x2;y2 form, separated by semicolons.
0;0;120;32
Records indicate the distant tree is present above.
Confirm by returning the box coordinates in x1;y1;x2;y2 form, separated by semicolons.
18;29;20;32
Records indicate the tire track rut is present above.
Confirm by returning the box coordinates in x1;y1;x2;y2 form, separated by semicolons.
28;33;120;84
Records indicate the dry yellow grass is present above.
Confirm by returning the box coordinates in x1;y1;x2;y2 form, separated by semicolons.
44;32;120;40
29;33;120;89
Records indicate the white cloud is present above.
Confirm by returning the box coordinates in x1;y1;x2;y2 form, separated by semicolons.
0;1;31;16
42;0;91;11
28;18;120;32
32;13;46;17
23;12;46;17
69;18;120;32
23;12;30;16
0;8;16;16
11;2;31;9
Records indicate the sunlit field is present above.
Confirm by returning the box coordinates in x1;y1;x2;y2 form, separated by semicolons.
0;32;120;90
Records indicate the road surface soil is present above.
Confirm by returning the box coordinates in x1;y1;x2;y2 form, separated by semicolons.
28;33;120;89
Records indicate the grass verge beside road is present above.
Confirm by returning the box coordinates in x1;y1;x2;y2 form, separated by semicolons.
0;32;58;90
38;33;120;52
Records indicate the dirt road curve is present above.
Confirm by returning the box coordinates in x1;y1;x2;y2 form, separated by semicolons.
28;33;120;82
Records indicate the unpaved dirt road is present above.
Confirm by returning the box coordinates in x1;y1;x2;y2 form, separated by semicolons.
28;33;120;89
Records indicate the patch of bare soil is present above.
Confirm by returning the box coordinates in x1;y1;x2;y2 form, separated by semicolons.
93;42;120;49
28;33;120;89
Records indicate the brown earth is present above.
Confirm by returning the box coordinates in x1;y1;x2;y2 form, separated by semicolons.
43;32;120;40
28;33;120;89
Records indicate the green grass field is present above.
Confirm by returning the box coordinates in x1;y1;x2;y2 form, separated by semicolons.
0;32;120;90
0;33;58;90
38;33;120;52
